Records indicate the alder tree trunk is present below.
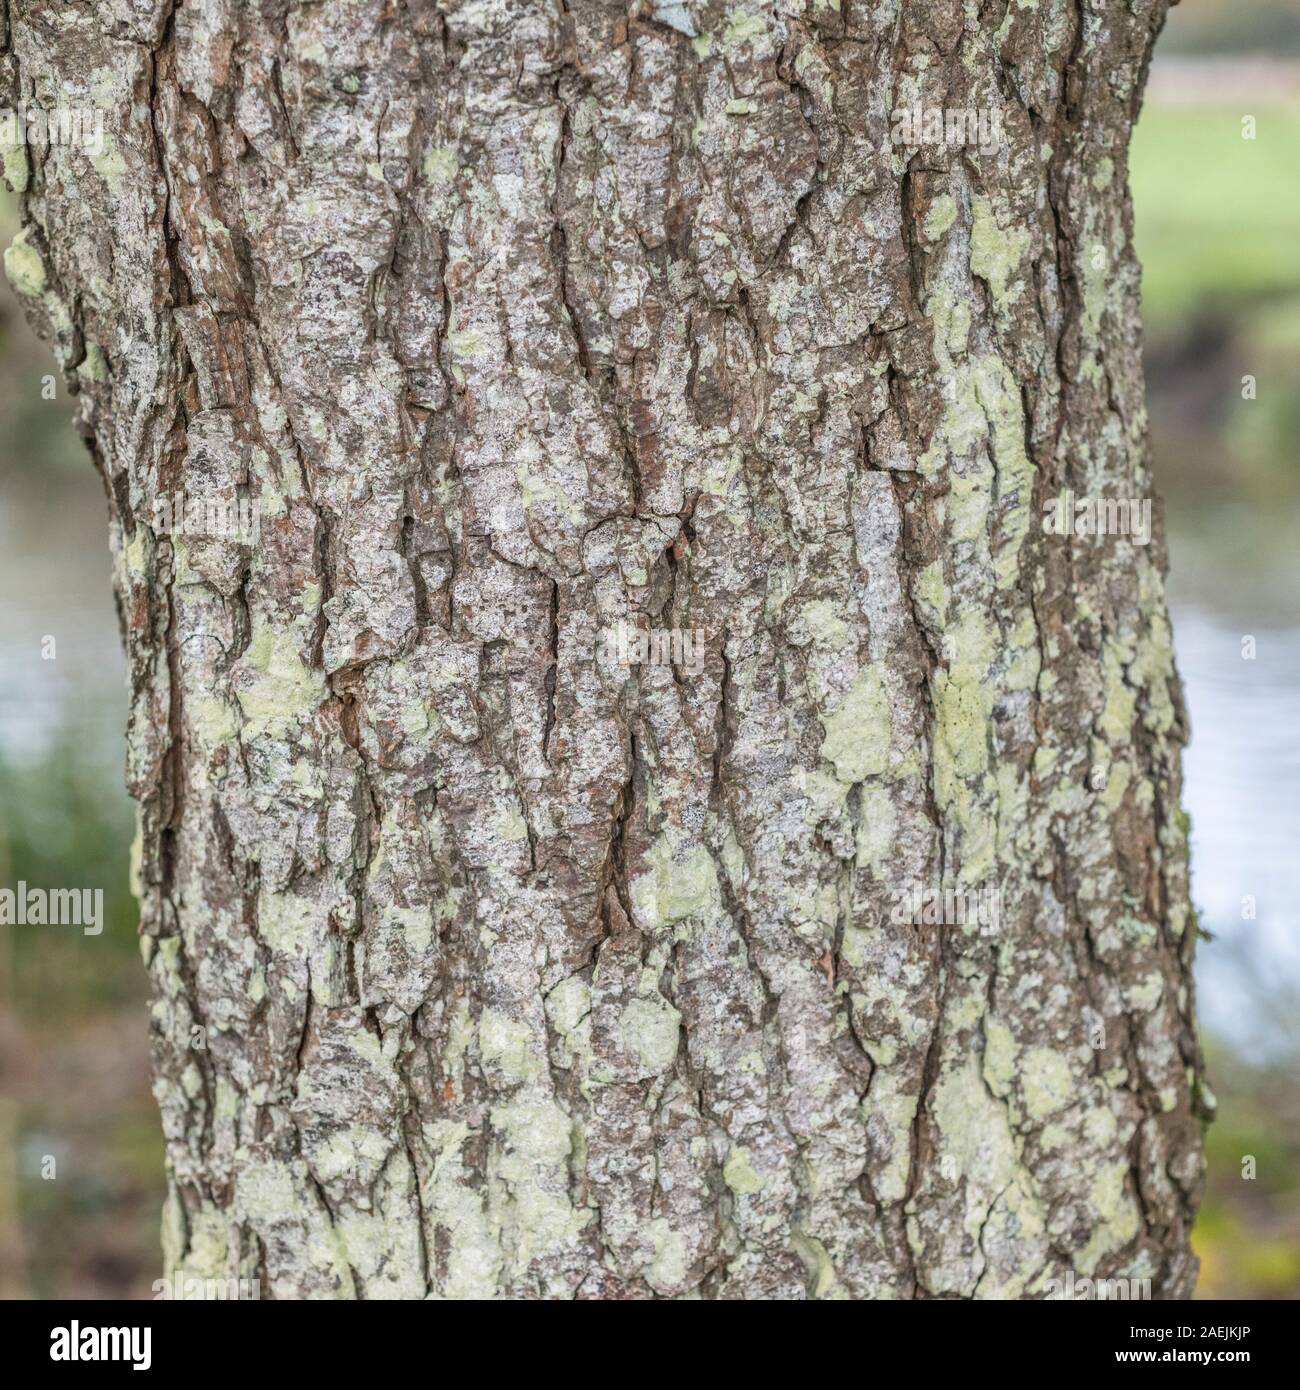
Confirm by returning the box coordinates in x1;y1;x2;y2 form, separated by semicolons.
4;0;1209;1299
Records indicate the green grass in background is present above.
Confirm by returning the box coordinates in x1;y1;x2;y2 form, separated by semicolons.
1132;105;1300;330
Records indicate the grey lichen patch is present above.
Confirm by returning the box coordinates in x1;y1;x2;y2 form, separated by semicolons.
723;1144;766;1196
479;1008;543;1084
232;620;329;740
491;1094;591;1268
630;836;721;930
924;195;959;241
722;12;768;48
933;609;997;789
820;665;891;783
0;132;30;195
4;227;47;297
791;1224;841;1300
1020;1046;1075;1120
618;993;682;1077
78;342;111;384
969;195;1032;306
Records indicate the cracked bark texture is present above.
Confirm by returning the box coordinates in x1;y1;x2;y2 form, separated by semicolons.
3;0;1209;1299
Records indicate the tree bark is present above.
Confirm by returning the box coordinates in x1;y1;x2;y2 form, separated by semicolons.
3;0;1208;1299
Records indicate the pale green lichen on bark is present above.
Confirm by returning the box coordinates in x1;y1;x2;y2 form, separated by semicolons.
6;0;1205;1300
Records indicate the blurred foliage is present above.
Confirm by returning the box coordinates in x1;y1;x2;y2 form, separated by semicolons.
1193;1045;1300;1299
1160;0;1300;56
0;730;160;1299
1132;107;1300;330
0;729;139;1012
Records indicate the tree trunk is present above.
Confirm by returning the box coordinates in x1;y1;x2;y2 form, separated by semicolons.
4;0;1208;1299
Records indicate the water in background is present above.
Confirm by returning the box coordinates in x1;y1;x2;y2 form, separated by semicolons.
0;481;124;763
1173;602;1300;1057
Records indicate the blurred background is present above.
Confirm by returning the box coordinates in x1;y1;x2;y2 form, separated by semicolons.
0;0;1296;1299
